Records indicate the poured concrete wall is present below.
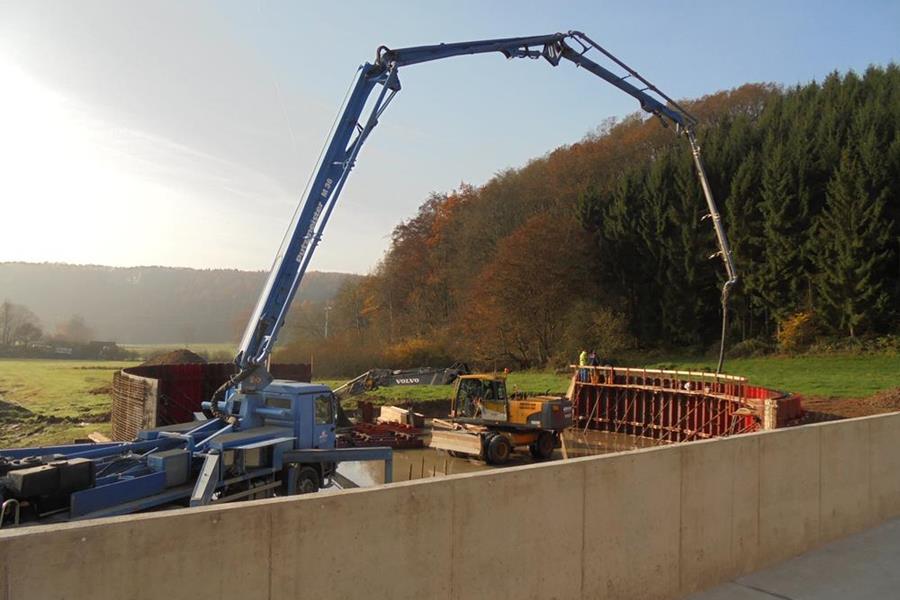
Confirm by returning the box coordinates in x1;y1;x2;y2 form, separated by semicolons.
2;412;900;600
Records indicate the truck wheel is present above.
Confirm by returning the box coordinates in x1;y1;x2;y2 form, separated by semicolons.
487;434;512;465
529;431;555;460
287;465;320;495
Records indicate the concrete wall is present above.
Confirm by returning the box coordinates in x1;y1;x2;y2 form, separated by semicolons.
3;412;900;600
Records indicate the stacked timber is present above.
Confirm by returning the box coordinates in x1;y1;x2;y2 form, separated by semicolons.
377;405;425;428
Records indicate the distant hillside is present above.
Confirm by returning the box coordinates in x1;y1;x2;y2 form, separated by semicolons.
0;262;359;344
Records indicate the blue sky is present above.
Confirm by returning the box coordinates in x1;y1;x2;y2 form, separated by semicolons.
0;1;897;273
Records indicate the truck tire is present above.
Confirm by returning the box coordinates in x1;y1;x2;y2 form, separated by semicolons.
487;434;512;465
285;465;320;495
529;431;555;460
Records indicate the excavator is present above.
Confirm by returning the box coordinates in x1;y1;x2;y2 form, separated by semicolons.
431;373;573;464
0;31;736;527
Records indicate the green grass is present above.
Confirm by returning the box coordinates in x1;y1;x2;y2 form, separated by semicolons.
1;353;896;448
0;358;138;446
321;354;899;404
319;370;572;406
646;354;900;398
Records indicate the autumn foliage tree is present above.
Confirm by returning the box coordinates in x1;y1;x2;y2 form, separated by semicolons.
281;67;900;376
465;214;596;368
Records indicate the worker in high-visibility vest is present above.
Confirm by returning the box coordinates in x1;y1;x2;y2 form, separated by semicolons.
578;349;588;381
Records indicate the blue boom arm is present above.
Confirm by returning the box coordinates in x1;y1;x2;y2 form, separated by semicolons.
231;31;737;395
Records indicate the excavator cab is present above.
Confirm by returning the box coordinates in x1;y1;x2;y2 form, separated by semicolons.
452;374;508;421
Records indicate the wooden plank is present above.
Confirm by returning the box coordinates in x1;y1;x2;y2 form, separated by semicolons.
428;430;482;455
377;405;425;428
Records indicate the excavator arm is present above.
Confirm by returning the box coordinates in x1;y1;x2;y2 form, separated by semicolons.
229;31;738;402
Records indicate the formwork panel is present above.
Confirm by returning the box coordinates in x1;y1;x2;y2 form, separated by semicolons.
870;412;900;521
110;371;154;441
678;434;760;594
450;461;584;600
818;418;875;542
270;481;453;600
757;426;820;567
583;446;682;600
2;503;272;599
0;533;7;600
571;366;798;445
110;362;310;440
730;433;762;576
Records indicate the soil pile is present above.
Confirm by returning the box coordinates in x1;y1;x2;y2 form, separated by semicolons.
141;349;207;366
802;388;900;419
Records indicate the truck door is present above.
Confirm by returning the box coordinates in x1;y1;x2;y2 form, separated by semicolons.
312;393;336;448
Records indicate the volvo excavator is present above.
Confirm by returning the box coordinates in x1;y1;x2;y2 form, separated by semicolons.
1;31;736;527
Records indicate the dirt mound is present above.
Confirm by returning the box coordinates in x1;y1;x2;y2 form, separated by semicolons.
801;388;900;419
141;349;207;366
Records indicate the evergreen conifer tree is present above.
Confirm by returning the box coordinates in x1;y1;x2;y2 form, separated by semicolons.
758;141;807;330
813;149;892;337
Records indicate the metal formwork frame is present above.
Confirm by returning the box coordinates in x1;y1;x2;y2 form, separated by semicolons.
571;366;763;444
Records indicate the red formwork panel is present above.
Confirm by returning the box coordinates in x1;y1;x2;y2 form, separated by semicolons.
112;362;312;437
337;422;425;449
744;384;804;426
571;366;803;442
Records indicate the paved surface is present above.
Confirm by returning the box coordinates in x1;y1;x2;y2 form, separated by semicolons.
688;517;900;599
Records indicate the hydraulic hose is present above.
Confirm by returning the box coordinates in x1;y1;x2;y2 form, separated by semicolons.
208;368;254;425
686;130;738;375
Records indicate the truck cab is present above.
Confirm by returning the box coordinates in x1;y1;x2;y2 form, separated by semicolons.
214;381;339;492
251;381;338;450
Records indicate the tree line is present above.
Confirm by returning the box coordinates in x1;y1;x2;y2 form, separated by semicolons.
0;299;99;345
280;65;899;376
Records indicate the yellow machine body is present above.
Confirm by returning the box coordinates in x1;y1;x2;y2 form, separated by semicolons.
430;373;573;464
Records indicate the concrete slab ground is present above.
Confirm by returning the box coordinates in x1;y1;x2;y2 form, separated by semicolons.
687;517;900;600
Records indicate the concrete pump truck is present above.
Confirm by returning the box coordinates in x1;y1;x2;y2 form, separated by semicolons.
0;31;736;527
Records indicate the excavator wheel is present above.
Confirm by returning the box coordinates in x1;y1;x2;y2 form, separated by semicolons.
486;434;512;465
529;431;555;460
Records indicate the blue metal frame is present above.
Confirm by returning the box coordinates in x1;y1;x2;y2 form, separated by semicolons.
70;471;167;517
236;64;395;374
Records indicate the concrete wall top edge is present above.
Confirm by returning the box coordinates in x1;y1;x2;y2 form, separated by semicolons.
5;411;900;539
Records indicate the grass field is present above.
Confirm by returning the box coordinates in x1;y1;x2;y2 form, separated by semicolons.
647;354;900;398
0;353;897;448
0;359;138;446
321;353;899;405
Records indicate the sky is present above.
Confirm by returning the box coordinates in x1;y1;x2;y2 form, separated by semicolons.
0;1;897;274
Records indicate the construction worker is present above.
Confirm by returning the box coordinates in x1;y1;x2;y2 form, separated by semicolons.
578;348;588;381
587;349;600;383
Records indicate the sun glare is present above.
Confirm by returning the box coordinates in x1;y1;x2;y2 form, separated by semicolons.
0;56;212;267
